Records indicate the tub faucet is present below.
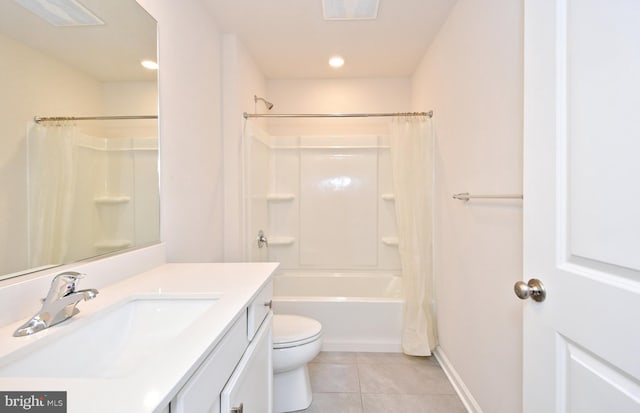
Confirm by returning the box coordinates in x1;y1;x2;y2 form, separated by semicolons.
13;271;99;337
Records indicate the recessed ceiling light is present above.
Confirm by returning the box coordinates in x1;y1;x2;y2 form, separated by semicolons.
329;56;345;68
141;60;158;70
14;0;104;27
322;0;380;20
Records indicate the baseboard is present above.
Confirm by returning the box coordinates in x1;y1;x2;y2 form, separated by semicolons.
321;341;402;353
433;346;484;413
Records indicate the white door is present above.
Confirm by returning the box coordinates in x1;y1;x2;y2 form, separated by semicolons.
523;0;640;412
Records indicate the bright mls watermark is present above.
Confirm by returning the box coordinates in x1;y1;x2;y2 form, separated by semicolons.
0;392;66;412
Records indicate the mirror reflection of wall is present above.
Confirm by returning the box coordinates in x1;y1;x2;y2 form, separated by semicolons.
0;0;159;281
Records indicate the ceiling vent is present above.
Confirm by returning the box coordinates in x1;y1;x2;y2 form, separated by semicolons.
14;0;104;27
322;0;380;20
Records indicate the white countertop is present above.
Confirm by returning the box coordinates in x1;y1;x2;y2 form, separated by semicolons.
0;262;278;413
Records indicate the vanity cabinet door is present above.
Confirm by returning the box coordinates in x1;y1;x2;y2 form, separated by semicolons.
221;312;273;413
172;314;248;413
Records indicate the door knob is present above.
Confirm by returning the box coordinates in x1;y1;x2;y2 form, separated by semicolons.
514;278;546;302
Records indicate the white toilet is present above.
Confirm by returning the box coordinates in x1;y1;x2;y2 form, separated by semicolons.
272;314;323;413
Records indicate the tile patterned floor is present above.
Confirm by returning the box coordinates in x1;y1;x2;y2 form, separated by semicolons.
299;352;467;413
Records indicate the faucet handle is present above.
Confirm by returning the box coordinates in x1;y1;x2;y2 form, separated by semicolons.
49;271;85;298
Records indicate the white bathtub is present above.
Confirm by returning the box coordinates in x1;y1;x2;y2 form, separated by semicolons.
271;272;404;353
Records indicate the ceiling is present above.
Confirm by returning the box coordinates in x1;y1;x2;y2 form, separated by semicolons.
0;0;157;82
204;0;458;79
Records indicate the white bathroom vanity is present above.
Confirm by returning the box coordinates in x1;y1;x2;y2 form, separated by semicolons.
0;260;277;413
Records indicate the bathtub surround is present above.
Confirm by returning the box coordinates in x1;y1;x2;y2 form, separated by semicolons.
244;132;401;272
27;123;159;269
243;129;407;353
389;116;436;356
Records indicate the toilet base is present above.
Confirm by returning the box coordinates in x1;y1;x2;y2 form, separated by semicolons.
273;364;312;413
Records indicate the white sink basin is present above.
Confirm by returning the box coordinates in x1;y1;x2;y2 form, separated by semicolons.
0;296;220;378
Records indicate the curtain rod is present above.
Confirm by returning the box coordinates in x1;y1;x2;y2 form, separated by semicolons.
453;193;523;202
243;111;433;119
34;115;158;124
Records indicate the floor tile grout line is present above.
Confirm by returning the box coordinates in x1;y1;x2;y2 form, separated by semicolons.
355;360;364;411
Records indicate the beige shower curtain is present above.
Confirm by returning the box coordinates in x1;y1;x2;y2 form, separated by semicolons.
28;122;79;267
389;115;437;356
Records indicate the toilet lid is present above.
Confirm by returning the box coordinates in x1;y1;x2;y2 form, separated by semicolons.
273;314;322;349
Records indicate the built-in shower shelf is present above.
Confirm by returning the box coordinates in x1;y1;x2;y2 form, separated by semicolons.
381;237;399;246
269;236;296;246
381;194;396;201
94;195;131;205
266;193;296;201
94;240;132;249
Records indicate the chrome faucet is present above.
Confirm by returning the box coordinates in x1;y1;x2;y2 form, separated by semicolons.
13;271;99;337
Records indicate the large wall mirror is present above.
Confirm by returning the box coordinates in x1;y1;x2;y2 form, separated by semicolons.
0;0;159;281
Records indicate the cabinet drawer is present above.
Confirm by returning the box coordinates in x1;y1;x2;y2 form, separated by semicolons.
247;280;273;340
172;314;249;413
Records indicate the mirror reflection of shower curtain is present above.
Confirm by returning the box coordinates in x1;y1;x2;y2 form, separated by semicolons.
27;122;79;268
390;116;438;356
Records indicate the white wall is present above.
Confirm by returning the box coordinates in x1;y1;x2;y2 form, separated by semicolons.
266;78;411;136
101;81;158;138
102;81;158;116
411;1;523;412
221;34;267;262
136;0;224;262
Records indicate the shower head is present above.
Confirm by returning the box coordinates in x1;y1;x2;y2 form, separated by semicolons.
254;95;274;110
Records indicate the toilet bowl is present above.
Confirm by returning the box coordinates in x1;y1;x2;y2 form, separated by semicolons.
272;314;323;413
